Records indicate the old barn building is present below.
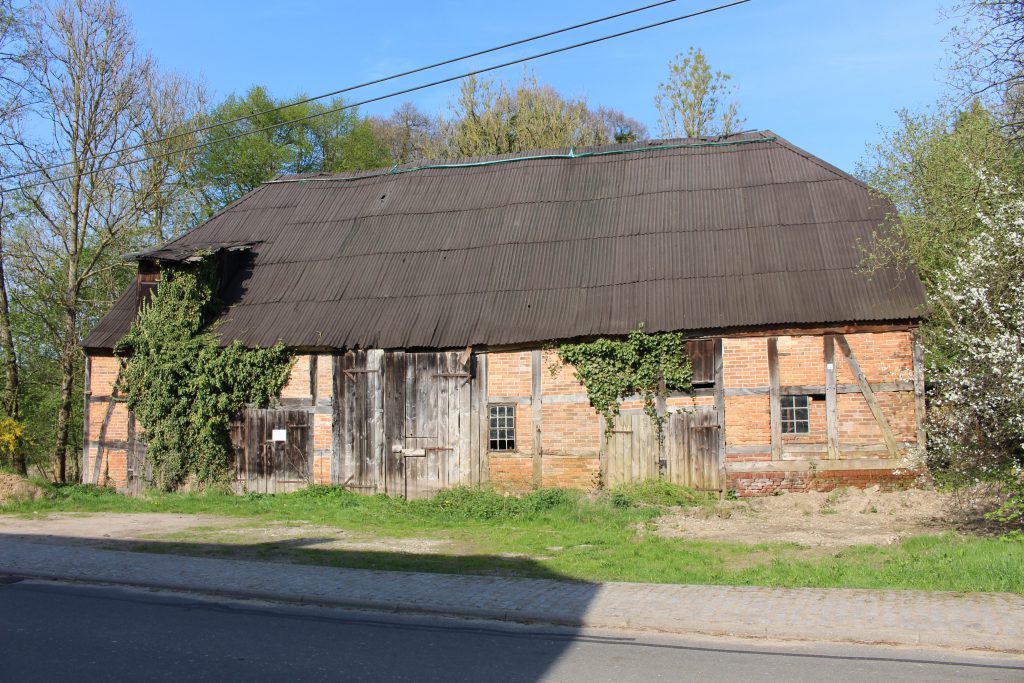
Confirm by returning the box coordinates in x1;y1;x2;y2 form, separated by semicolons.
82;131;927;497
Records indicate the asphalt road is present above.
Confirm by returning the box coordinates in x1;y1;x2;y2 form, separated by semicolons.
1;579;1022;682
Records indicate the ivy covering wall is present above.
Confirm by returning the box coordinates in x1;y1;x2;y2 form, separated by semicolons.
117;263;293;490
556;326;693;434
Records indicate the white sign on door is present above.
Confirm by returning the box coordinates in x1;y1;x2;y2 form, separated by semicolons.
271;429;287;442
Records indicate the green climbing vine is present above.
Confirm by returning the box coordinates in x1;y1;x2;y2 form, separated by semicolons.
117;262;293;490
555;326;693;435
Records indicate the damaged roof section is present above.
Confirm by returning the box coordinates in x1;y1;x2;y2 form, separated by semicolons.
84;131;926;351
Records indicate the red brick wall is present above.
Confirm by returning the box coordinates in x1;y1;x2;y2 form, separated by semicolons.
727;468;918;496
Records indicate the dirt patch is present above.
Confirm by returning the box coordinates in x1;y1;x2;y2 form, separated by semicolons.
0;512;461;556
656;487;958;547
0;474;44;504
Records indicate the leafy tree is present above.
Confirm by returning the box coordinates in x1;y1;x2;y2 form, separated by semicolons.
654;47;743;138
188;87;391;219
857;101;1024;361
439;72;612;158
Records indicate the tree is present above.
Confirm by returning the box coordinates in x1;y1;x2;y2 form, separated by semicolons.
856;101;1024;363
371;102;440;164
949;1;1024;139
654;47;743;138
188;87;391;219
8;0;198;482
439;72;612;158
926;174;1024;523
0;0;31;474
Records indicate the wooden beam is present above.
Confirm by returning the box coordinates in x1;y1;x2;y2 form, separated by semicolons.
767;337;781;460
531;349;543;489
912;331;927;452
824;335;839;460
713;337;726;486
724;382;913;397
835;334;900;458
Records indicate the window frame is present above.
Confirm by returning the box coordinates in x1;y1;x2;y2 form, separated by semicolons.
488;404;517;452
780;394;811;434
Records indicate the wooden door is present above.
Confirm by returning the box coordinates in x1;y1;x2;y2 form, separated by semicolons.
233;409;312;493
663;408;721;491
601;413;661;487
601;408;721;491
333;350;385;493
125;413;149;495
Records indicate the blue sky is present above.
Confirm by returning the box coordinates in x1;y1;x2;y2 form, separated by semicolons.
123;0;954;173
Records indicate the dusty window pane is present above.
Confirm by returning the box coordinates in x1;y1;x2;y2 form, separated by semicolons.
488;405;516;451
780;395;810;434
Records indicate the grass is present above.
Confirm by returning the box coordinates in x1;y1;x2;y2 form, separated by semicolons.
3;479;1023;593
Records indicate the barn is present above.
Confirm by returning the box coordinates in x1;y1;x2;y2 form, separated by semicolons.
82;131;927;497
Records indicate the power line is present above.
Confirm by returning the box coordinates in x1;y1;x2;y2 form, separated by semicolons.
8;0;751;195
0;0;681;184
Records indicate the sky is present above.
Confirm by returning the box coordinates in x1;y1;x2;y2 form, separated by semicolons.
121;0;955;173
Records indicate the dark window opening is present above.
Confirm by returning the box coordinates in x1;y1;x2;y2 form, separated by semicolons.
780;395;810;434
489;404;516;451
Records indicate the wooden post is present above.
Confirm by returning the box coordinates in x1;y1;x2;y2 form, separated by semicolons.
767;337;781;460
713;337;726;495
531;349;543;489
835;334;900;458
824;335;839;460
912;331;926;452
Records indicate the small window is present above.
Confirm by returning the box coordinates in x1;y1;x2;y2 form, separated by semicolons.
489;405;516;451
780;395;810;434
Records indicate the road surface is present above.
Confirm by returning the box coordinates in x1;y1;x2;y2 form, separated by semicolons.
1;579;1021;682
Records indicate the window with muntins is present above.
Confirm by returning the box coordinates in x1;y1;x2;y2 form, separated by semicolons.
780;395;810;434
489;405;516;451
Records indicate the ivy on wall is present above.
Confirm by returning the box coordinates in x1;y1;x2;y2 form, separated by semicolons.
117;262;293;490
555;326;693;434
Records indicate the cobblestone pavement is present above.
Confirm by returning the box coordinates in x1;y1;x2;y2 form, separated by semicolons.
1;534;1022;652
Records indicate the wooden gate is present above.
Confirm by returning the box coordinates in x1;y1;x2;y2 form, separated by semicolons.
602;408;721;491
232;409;312;493
125;413;150;495
334;350;485;498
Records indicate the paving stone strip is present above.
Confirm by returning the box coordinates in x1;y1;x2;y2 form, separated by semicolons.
1;535;1022;652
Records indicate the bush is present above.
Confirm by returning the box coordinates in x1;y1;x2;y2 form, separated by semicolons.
608;479;713;508
422;486;580;521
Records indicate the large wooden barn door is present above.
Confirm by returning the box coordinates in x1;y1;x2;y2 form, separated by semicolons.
333;350;385;493
232;409;312;493
333;349;484;498
602;407;720;491
386;351;479;499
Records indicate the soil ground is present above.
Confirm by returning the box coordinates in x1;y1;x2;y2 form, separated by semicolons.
0;473;44;504
657;486;960;547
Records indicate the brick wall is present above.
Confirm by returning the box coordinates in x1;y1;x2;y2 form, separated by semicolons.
723;330;922;495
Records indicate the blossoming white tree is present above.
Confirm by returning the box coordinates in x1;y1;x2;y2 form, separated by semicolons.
927;174;1024;522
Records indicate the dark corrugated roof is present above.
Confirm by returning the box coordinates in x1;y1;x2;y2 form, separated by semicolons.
83;131;926;351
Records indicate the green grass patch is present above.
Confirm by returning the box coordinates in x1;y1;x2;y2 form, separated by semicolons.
4;480;1023;593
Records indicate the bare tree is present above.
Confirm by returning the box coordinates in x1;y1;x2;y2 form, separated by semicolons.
8;0;198;481
371;102;439;164
0;0;32;474
948;1;1024;143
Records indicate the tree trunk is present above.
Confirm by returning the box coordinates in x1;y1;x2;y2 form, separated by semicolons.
0;206;23;475
52;290;78;483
